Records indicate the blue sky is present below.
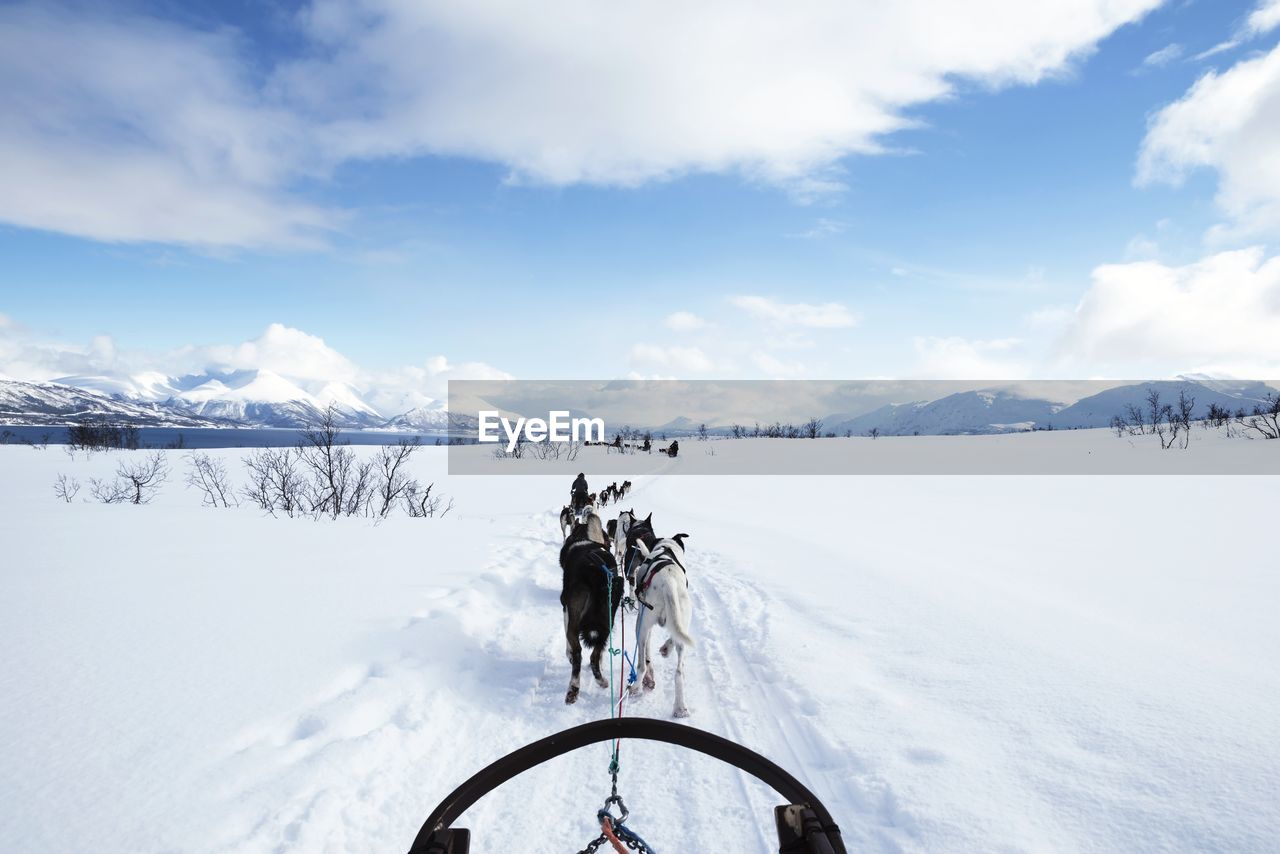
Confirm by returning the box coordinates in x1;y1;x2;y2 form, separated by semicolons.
2;0;1279;403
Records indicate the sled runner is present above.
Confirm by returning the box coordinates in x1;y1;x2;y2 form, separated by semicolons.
407;717;846;854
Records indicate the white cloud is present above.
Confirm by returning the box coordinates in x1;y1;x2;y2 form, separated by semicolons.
1190;1;1280;62
174;323;362;384
1025;305;1074;331
1138;43;1183;71
730;296;860;328
0;4;337;250
0;323;118;382
911;337;1028;379
290;0;1163;191
629;343;715;374
1124;233;1161;260
663;311;707;332
0;0;1164;248
788;218;847;239
1138;42;1280;240
365;356;513;413
1192;40;1240;62
0;318;509;415
1248;0;1280;35
1054;247;1280;376
750;351;806;377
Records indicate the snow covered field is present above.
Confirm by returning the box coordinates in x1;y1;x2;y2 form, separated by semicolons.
2;439;1278;852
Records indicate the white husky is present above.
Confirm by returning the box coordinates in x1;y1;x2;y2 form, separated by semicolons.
628;530;695;718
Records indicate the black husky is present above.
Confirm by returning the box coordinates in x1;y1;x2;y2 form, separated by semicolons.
559;514;624;704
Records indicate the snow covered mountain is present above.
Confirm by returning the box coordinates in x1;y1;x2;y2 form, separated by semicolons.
0;380;231;428
5;372;1275;435
166;370;385;429
1046;379;1277;429
830;390;1063;436
380;406;477;434
0;370;435;431
829;380;1279;436
49;369;407;429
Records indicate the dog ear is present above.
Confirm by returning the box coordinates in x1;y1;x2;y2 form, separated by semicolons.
644;512;652;523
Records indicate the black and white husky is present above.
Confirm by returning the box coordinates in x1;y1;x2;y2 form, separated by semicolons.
559;505;574;539
617;510;695;718
559;512;624;705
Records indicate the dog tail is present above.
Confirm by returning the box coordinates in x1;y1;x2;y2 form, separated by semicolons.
664;577;695;649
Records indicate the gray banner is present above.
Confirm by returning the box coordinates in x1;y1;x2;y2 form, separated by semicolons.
446;379;1280;475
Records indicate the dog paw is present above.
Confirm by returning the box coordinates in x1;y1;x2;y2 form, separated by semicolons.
595;676;609;689
672;706;691;718
628;683;643;697
565;687;579;704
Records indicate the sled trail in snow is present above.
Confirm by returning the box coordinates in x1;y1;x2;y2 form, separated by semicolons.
206;506;910;853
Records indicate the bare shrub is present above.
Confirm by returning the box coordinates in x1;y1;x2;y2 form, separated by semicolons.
54;474;81;503
88;476;131;504
185;452;237;508
118;451;169;503
295;406;376;518
343;457;377;518
66;421;142;451
1124;403;1145;435
1144;388;1180;450
404;480;453;518
373;439;419;518
1205;402;1232;431
1172;389;1195;449
524;439;582;461
242;447;304;517
1237;392;1280;439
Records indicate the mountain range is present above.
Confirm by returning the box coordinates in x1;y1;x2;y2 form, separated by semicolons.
0;369;451;431
0;373;1274;437
823;379;1277;437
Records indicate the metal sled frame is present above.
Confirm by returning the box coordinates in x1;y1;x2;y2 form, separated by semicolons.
407;717;846;854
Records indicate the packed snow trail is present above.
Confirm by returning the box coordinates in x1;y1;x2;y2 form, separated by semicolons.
206;483;910;852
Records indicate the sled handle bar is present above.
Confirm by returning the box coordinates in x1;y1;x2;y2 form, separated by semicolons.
407;716;846;853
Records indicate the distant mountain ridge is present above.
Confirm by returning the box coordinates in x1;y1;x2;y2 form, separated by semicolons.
0;368;450;431
0;380;232;428
826;380;1277;436
2;375;1276;436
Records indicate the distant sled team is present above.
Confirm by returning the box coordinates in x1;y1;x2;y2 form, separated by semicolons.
561;478;630;533
557;476;693;718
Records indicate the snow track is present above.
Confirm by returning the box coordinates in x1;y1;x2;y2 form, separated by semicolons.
202;500;907;853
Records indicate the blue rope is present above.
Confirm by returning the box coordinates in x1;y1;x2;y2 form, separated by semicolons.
622;647;638;686
615;821;657;852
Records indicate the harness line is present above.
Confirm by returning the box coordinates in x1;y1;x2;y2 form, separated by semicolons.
598;561;624;781
573;518;658;854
